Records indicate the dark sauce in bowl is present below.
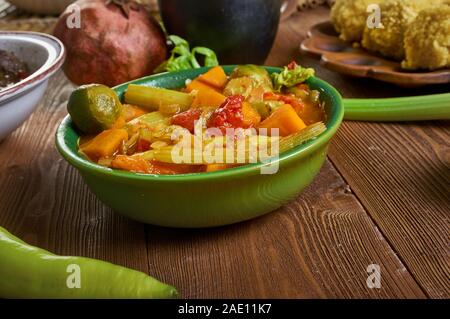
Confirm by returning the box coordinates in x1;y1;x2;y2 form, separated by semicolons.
0;50;29;89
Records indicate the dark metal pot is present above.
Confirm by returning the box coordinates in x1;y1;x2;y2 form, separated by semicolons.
158;0;295;64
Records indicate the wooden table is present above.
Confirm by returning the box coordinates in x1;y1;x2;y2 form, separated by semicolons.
1;6;449;299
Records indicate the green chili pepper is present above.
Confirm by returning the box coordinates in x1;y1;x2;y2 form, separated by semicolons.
0;226;178;299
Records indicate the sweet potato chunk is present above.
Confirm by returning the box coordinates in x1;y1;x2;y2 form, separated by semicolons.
241;102;261;127
80;129;128;160
198;66;228;89
187;80;227;108
258;104;306;137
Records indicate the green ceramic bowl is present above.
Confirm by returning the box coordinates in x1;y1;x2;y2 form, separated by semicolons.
55;66;344;228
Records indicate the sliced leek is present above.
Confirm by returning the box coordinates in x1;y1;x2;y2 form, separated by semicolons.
125;112;170;136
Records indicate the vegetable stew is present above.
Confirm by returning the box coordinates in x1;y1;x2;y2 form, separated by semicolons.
73;63;326;175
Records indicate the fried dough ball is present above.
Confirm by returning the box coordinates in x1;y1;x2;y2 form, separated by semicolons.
331;0;382;43
401;5;450;70
361;0;432;61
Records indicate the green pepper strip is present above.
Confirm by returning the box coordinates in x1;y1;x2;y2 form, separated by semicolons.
0;226;178;299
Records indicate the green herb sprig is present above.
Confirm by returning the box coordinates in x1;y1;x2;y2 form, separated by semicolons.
155;35;219;73
271;63;315;91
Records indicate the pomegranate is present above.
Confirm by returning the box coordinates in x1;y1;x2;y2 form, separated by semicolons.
54;0;167;86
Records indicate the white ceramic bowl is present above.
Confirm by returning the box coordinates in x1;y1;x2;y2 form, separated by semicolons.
7;0;75;15
0;32;65;140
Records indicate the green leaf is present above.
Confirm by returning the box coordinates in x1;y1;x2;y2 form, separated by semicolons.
271;64;315;91
155;35;220;73
168;35;189;47
192;47;219;67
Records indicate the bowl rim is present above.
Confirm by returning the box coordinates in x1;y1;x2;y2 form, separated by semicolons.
55;66;344;182
0;31;66;104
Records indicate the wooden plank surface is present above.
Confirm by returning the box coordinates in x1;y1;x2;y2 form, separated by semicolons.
0;5;448;299
0;73;150;274
143;7;430;298
269;7;450;298
329;122;450;298
146;161;426;298
0;17;56;33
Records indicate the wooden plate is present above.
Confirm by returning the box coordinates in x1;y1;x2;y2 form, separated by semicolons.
300;22;450;87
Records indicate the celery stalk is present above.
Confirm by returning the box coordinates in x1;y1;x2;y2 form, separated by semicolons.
124;84;194;112
279;122;326;153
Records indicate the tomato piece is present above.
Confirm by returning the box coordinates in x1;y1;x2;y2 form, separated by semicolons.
136;138;151;153
263;92;280;101
171;108;202;133
279;94;305;114
207;95;249;132
263;92;305;114
287;61;298;70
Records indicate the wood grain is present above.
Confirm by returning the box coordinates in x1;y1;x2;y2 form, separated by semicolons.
0;17;56;33
0;72;150;274
328;121;450;298
272;7;450;298
0;6;448;299
146;161;426;298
